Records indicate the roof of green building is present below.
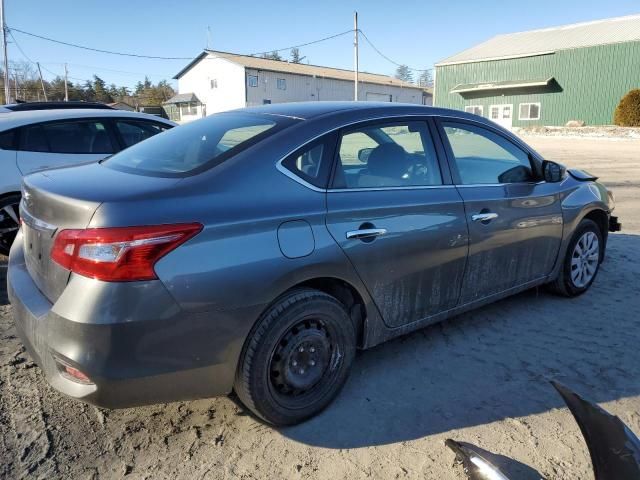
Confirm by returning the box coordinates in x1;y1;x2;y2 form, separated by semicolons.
437;14;640;66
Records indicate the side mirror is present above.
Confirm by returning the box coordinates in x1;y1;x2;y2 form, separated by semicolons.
358;147;374;163
542;160;565;183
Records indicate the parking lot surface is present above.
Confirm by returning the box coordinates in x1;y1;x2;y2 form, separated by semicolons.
1;135;639;479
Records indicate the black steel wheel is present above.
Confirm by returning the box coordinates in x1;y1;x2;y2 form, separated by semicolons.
0;194;21;256
234;289;356;426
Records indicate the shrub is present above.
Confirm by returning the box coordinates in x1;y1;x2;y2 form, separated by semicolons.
614;89;640;126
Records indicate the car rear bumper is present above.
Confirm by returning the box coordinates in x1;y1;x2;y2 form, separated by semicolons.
7;231;255;409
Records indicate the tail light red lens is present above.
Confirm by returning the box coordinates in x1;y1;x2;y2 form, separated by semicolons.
51;223;202;281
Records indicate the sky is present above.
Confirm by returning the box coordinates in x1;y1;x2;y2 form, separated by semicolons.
7;0;640;89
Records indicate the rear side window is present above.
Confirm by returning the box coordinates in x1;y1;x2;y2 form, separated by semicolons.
20;120;115;154
0;129;17;150
21;125;49;152
116;120;171;148
104;113;286;176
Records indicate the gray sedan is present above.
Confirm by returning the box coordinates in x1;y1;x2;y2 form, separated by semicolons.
7;102;620;425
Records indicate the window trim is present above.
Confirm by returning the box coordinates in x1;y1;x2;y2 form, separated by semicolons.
247;74;258;87
519;102;541;121
277;78;286;90
274;113;546;192
464;105;483;117
434;116;542;186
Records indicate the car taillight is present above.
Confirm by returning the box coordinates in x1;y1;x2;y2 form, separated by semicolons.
51;223;202;282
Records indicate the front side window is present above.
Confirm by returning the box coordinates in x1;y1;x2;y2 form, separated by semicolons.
248;75;258;87
20;120;115;154
519;103;541;120
116;120;171;148
442;122;534;184
335;121;442;189
0;129;17;150
277;78;286;90
104;112;285;176
465;105;483;116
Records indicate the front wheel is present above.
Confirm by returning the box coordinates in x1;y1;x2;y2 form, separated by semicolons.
548;218;603;297
234;289;356;426
0;194;21;256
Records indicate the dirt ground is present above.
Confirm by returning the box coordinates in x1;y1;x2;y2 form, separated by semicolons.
1;136;639;480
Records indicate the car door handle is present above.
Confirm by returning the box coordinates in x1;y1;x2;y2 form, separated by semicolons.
471;213;499;222
346;228;387;240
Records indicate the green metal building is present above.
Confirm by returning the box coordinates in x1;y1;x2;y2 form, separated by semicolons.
434;15;640;127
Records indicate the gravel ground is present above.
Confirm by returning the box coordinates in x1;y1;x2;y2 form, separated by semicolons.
1;136;639;480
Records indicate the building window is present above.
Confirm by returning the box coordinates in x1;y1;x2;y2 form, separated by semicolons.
277;78;286;90
180;102;198;116
490;106;499;120
465;105;483;116
248;75;258;87
210;79;218;89
167;106;180;122
519;103;541;120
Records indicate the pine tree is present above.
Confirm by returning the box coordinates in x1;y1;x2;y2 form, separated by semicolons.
262;51;282;61
394;65;413;83
290;48;302;63
417;70;433;88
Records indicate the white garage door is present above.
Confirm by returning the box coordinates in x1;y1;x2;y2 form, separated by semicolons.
365;92;393;102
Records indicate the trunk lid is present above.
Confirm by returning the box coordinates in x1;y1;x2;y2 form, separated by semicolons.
20;162;184;303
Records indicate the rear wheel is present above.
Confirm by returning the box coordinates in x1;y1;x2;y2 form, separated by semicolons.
548;218;603;297
234;289;356;426
0;194;21;256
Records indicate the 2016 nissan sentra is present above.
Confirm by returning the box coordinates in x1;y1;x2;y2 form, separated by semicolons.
7;102;621;425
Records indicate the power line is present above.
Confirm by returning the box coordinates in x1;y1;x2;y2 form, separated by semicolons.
9;26;193;60
358;29;431;73
244;29;353;56
10;23;432;78
8;30;84;81
9;26;354;61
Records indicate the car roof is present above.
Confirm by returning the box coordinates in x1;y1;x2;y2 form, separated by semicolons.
0;109;176;130
238;101;482;122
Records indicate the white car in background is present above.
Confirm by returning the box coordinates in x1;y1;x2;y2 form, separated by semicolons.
0;102;176;254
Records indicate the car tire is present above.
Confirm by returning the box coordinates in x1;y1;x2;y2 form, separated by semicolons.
234;288;356;426
548;218;603;297
0;194;21;256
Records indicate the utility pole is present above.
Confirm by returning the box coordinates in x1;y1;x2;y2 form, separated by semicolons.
36;62;48;101
63;63;69;101
206;26;212;50
1;0;10;104
353;11;359;101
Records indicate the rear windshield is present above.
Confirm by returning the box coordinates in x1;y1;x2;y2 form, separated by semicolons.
104;112;286;176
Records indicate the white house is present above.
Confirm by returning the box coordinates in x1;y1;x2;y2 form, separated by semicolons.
164;50;432;123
